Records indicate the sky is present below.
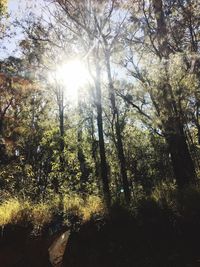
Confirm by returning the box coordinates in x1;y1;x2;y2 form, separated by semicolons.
8;0;18;12
8;0;42;16
2;0;130;80
0;0;43;59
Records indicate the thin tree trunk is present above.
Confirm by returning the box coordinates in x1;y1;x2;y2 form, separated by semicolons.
0;117;6;164
94;55;111;209
0;118;3;137
53;89;65;195
77;95;89;193
90;113;99;180
104;49;131;204
59;104;65;172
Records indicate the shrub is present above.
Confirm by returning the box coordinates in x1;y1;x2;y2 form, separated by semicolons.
81;195;104;221
0;198;31;227
30;202;53;231
0;194;105;231
151;181;177;211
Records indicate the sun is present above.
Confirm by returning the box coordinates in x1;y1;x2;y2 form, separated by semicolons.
55;59;91;101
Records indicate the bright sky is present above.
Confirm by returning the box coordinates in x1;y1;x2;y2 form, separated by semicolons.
8;0;42;16
8;0;18;12
0;0;43;59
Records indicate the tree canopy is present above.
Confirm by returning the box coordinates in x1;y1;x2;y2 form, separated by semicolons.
0;0;200;209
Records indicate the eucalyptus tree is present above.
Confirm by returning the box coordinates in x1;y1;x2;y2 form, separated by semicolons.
42;0;112;207
50;0;134;204
92;0;131;203
121;0;200;188
16;3;104;202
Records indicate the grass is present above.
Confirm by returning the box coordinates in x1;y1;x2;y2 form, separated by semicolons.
1;183;200;233
0;198;24;226
0;194;104;231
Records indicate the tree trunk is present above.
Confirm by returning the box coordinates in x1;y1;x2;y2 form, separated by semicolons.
0;117;6;164
94;56;111;209
104;49;131;204
59;104;65;173
165;119;196;188
53;89;65;195
90;113;99;180
0;118;3;136
77;100;90;193
152;0;171;58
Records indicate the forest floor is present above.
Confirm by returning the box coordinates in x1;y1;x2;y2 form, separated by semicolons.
1;205;200;267
1;188;200;267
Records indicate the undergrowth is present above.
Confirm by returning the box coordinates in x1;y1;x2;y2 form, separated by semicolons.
0;194;104;232
1;183;200;234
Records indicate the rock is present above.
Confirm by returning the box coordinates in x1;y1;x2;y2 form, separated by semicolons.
48;230;70;267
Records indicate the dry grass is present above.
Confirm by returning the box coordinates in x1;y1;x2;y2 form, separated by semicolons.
0;198;21;226
31;202;53;228
0;194;105;229
0;198;31;226
81;195;104;221
63;194;104;221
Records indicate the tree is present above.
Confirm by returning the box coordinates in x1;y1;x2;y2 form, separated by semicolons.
39;0;113;208
122;0;199;188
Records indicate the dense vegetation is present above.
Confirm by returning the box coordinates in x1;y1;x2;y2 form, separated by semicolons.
0;0;200;266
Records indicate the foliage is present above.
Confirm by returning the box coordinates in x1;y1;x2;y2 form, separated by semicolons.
0;0;200;233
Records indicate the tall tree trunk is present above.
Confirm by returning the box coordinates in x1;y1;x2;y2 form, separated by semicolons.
104;48;131;204
77;93;90;193
59;103;65;172
195;97;200;145
53;88;65;195
0;118;3;137
164;118;196;188
0;117;6;164
77;128;89;191
94;54;111;209
90;112;99;180
88;110;101;190
152;0;170;58
115;122;131;203
56;89;65;214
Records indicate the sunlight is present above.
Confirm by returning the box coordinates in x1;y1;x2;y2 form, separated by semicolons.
56;59;91;101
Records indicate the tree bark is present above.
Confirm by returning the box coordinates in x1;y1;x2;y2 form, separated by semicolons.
0;118;3;137
59;101;65;173
164;118;196;188
94;55;111;209
53;88;65;194
152;0;171;58
104;48;131;204
77;98;90;193
0;118;6;164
